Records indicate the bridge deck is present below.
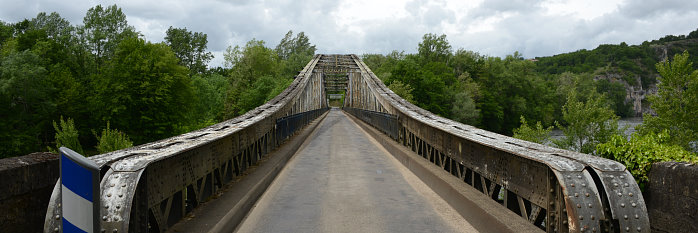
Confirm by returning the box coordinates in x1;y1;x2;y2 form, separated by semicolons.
236;108;476;232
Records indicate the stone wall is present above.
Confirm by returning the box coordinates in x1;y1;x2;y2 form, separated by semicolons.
646;162;698;233
0;152;59;233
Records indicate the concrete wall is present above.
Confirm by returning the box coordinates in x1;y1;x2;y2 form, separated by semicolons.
0;152;59;233
646;162;698;233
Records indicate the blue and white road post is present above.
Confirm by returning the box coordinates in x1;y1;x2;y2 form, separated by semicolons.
59;147;100;233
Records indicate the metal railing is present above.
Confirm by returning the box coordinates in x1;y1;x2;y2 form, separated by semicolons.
345;54;650;233
44;55;329;233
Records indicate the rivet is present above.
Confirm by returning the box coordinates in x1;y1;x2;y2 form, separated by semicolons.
118;193;123;197
614;183;619;187
103;216;108;221
550;201;554;205
624;215;628;220
637;227;641;232
102;229;106;233
620;176;625;179
114;175;119;178
610;175;615;178
577;204;582;208
577;175;582;179
621;203;625;208
563;220;568;225
575;193;579;197
626;227;630;232
631;203;637;208
628;193;633;197
571;184;575;187
624;183;629;187
54;227;59;232
579;216;584;220
567;175;572;179
105;205;109;209
550;188;554;193
588;204;593;208
585;193;590;197
116;205;121;209
58;203;61;207
110;183;115;187
107;193;112;197
593;227;597;232
582;183;586;187
635;214;639;219
55;215;60;220
618;192;622;197
122;184;126;187
591;215;595;220
113;229;118;233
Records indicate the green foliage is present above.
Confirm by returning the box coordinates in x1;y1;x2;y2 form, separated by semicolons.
596;131;697;189
94;37;193;144
418;33;452;64
81;4;137;68
52;117;83;154
639;51;698;151
451;91;480;125
554;90;622;153
387;80;415;103
164;26;213;74
94;122;133;154
0;49;55;157
513;116;553;144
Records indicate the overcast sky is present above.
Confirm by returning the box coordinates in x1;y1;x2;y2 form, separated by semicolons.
2;0;697;66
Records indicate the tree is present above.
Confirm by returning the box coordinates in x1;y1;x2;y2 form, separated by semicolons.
554;90;622;153
387;80;415;103
51;117;84;154
0;49;55;157
164;26;213;74
639;51;698;151
275;31;316;77
81;4;137;68
513;116;552;144
451;91;480;125
418;33;452;64
94;37;193;144
94;122;132;154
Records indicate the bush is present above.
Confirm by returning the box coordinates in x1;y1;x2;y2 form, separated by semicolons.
596;130;697;190
95;122;133;154
51;116;84;155
513;116;552;144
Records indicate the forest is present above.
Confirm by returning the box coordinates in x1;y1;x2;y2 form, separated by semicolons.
1;4;696;188
0;5;315;157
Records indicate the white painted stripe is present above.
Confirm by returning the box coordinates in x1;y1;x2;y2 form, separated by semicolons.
62;185;93;232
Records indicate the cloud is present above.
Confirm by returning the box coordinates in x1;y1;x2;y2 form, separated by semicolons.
0;0;697;66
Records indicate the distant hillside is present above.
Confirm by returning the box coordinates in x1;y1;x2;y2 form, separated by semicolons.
534;29;698;116
535;29;698;88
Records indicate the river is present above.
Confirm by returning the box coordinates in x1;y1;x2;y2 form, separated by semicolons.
549;117;644;142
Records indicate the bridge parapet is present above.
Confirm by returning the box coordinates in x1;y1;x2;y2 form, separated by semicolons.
343;54;650;233
44;55;329;233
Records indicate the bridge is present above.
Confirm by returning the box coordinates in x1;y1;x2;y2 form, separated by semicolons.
41;54;651;233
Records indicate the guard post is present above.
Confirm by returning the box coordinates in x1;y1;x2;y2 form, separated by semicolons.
59;147;100;233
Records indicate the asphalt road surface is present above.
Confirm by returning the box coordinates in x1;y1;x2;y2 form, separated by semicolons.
236;109;477;233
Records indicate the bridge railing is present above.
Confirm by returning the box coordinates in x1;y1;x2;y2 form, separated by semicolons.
44;55;328;233
345;54;650;233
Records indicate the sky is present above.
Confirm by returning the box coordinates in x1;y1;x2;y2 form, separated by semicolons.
1;0;697;67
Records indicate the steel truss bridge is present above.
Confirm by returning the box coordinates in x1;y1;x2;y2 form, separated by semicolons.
44;55;650;233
